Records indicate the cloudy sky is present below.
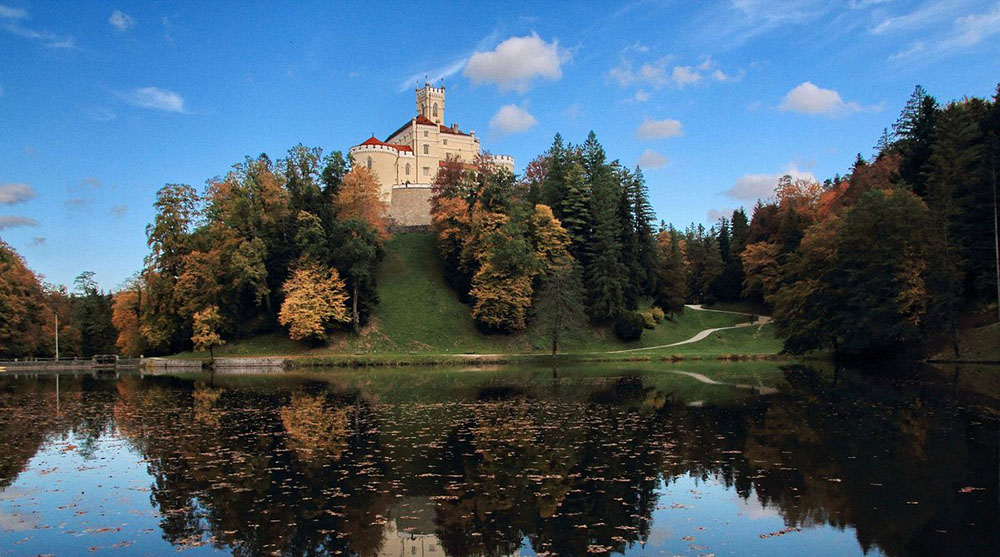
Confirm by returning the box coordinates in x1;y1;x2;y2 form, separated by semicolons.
1;1;997;288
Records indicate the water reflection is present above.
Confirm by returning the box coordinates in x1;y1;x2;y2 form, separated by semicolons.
0;364;996;556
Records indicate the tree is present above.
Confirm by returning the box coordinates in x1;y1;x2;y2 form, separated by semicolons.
335;167;389;240
654;227;688;317
532;262;587;355
278;264;351;341
71;271;117;356
112;282;144;357
0;239;47;357
892;85;939;197
330;218;383;331
530;204;573;273
191;305;225;360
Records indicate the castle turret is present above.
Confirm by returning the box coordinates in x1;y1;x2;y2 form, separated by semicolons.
416;83;445;125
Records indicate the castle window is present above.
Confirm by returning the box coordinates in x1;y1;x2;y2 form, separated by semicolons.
405;163;410;175
443;139;448;145
366;157;372;169
423;144;429;155
423;130;428;138
423;166;430;176
432;103;438;118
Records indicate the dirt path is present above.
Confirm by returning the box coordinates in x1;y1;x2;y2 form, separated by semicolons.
608;305;770;354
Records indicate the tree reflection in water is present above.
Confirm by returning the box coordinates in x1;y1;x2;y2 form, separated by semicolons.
0;364;996;556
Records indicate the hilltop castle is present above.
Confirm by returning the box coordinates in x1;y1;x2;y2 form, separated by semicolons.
349;83;515;227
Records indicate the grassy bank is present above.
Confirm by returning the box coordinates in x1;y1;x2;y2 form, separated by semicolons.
172;232;786;361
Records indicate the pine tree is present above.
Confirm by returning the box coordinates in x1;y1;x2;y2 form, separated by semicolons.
893;85;939;197
532;262;587;355
559;162;592;265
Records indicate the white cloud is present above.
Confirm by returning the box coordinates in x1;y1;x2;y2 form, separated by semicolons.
611;54;739;89
633;89;650;103
0;182;37;204
109;204;129;217
0;215;38;229
489;104;538;135
671;65;702;87
64;197;89;209
889;5;1000;61
944;5;1000;49
121;87;186;113
637;149;669;169
726;164;816;201
870;3;950;35
0;4;27;19
637;117;683;140
29;236;45;246
779;81;860;115
398;57;466;93
109;10;135;31
1;5;78;49
464;33;567;92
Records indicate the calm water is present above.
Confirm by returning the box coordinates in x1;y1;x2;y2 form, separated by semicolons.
0;363;997;556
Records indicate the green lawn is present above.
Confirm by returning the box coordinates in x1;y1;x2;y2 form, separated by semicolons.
173;231;785;359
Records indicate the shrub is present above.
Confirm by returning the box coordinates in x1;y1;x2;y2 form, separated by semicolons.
650;306;665;323
640;311;656;329
614;311;645;341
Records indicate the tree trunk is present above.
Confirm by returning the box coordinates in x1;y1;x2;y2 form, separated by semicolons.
551;337;557;356
352;281;360;333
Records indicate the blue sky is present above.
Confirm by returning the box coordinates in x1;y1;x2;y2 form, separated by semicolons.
1;1;997;289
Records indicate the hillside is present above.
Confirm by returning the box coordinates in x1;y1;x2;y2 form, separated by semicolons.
175;232;784;359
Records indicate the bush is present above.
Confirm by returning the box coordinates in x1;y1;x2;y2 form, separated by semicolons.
640;311;656;329
614;311;645;341
650;307;665;323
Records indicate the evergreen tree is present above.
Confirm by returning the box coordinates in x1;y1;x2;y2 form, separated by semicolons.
532;262;587;355
892;85;939;197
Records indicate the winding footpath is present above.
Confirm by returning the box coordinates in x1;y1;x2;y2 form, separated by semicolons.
607;305;771;354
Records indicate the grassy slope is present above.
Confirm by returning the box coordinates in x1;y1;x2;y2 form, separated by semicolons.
174;232;784;358
931;322;1000;362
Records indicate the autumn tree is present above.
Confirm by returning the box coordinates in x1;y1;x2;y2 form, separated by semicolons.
191;305;225;360
111;279;144;357
654;227;688;317
335;166;389;241
278;263;351;341
0;239;47;357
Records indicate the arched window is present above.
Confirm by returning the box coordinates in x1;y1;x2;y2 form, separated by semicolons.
366;157;372;169
432;102;439;118
405;163;411;175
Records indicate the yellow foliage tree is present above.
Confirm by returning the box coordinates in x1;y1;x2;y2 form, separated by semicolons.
278;264;351;341
335;166;389;240
531;204;573;273
191;305;225;359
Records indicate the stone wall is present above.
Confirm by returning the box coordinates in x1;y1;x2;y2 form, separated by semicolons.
389;185;433;227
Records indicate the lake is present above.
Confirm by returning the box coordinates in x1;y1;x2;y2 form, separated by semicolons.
0;362;997;556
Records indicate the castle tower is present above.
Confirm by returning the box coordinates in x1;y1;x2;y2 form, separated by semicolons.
416;83;445;125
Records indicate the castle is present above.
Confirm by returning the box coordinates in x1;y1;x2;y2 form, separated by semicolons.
349;83;515;227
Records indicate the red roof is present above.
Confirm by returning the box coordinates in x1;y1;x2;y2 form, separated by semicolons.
440;124;469;136
358;136;412;152
415;115;436;126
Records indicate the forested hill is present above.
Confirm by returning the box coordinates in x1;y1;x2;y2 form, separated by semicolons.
1;84;998;361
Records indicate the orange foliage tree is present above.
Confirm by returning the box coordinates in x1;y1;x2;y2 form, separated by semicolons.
335;167;389;240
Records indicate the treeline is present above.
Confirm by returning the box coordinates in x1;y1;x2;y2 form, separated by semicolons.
656;84;999;358
111;145;388;356
430;132;661;345
0;242;116;358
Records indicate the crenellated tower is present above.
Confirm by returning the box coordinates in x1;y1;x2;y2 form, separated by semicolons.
416;83;445;125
